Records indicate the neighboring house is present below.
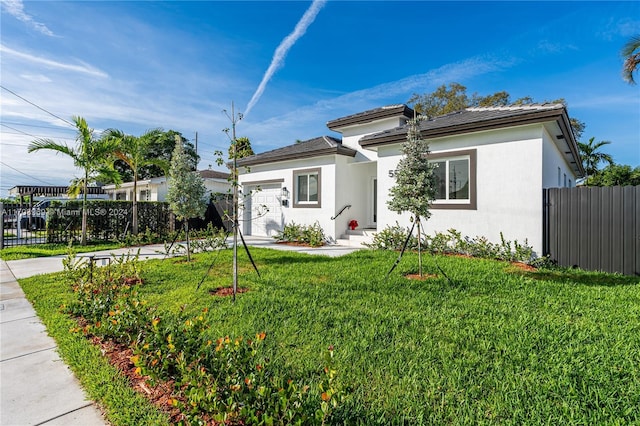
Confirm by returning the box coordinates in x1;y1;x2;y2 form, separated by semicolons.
236;104;584;255
8;185;108;202
103;170;230;202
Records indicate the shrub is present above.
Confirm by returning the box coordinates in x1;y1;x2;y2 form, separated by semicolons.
274;221;326;247
368;225;539;264
160;223;228;256
63;243;343;424
364;222;418;251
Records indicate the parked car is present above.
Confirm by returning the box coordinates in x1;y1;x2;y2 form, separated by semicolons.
17;200;55;230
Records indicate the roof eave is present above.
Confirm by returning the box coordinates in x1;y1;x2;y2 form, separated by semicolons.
327;105;414;130
360;108;569;148
234;146;357;168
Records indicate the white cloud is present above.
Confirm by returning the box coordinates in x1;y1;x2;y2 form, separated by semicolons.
19;74;52;83
0;44;108;78
1;0;55;36
536;40;578;54
597;17;640;41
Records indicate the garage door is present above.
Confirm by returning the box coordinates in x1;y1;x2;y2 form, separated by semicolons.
245;184;283;237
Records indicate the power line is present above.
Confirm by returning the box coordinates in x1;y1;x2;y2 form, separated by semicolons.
0;161;56;185
0;85;75;128
1;120;76;132
1;126;75;141
1;124;37;138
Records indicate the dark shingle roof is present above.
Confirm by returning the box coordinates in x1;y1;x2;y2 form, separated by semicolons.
360;104;569;146
235;136;357;167
198;170;230;180
360;103;584;176
327;104;415;130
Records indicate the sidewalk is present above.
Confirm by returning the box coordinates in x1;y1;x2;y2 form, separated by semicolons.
1;260;107;425
0;238;361;425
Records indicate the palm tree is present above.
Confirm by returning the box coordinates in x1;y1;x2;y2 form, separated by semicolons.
578;137;614;184
621;35;640;84
102;129;169;235
28;116;119;245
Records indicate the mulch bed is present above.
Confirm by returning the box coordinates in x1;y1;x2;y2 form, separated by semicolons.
89;336;184;424
405;273;439;280
209;287;249;297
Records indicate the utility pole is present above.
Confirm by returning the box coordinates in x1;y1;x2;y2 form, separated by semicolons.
223;102;242;301
195;131;198;156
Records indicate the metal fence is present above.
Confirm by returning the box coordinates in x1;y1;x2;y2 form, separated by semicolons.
1;201;172;248
543;186;640;276
1;199;232;249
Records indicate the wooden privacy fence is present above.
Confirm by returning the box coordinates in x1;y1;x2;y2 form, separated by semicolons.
543;186;640;276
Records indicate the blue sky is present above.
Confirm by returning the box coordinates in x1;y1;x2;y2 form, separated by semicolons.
1;0;639;196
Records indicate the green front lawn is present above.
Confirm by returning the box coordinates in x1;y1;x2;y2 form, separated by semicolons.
0;242;123;260
19;248;640;424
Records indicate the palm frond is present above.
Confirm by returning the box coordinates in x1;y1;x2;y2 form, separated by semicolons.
28;138;77;158
621;35;640;84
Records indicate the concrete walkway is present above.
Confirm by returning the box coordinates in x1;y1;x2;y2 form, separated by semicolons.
0;238;361;425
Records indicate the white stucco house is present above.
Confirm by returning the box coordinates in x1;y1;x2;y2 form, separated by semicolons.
236;103;584;255
103;169;230;202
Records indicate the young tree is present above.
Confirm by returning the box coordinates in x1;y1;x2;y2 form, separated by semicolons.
28;116;119;245
387;116;437;277
166;135;206;261
578;137;614;183
102;128;170;235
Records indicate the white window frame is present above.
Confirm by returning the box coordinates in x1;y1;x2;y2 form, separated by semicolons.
427;149;477;210
293;168;321;208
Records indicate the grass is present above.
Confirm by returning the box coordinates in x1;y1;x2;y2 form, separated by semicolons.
0;241;123;260
18;248;640;425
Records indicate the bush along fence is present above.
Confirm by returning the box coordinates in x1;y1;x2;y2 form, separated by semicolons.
45;200;173;244
1;199;231;248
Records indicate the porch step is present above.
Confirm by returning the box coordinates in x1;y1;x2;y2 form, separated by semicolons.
336;228;376;247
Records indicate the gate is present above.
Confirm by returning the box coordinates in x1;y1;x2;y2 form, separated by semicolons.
543;186;640;276
1;203;54;248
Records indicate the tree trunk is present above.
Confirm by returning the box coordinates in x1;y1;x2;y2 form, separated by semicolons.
81;171;88;245
185;221;191;262
417;216;422;277
132;170;138;235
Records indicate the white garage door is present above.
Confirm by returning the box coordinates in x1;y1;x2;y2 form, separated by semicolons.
245;184;283;237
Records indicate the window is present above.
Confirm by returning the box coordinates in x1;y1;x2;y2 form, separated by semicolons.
293;168;321;208
427;149;476;210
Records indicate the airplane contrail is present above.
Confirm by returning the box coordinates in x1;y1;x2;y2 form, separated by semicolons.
244;0;327;116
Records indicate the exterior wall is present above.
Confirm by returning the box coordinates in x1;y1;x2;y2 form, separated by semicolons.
204;179;230;197
105;177;228;203
542;128;578;188
238;156;340;239
332;157;377;236
377;125;548;254
339;117;407;161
